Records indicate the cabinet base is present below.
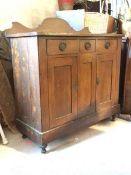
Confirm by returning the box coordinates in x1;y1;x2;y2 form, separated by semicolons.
16;105;120;150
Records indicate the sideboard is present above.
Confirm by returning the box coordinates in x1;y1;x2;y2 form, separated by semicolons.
5;18;122;153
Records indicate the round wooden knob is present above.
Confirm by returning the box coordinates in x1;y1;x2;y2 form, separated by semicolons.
105;42;110;49
59;42;67;51
85;42;91;50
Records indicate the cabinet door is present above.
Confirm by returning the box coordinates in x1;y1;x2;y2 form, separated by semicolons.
78;54;96;117
96;53;116;110
48;56;77;128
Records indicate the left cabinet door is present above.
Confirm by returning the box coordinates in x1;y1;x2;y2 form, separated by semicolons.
48;56;78;128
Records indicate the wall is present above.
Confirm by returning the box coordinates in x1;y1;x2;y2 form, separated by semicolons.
0;0;58;30
110;0;124;17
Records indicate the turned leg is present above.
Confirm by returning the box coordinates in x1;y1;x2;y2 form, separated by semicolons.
22;134;27;139
111;114;116;121
41;143;47;153
0;123;8;145
111;114;119;121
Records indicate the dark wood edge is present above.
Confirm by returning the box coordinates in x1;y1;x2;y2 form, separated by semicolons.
5;17;123;38
16;120;42;145
123;38;131;113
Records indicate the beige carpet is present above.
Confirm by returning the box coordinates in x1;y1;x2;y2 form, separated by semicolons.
0;118;131;175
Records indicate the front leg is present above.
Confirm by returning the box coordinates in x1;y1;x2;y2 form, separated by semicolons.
111;114;116;121
41;143;47;153
111;113;119;121
22;134;27;139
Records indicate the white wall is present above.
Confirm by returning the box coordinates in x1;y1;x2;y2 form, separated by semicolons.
110;0;124;18
0;0;58;30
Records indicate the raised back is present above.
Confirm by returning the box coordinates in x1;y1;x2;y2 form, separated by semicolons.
5;17;92;36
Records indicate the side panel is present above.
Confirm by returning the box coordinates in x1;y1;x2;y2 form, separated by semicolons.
11;37;41;131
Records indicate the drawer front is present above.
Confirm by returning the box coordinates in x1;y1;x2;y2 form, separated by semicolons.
80;40;95;53
47;39;79;55
96;39;117;52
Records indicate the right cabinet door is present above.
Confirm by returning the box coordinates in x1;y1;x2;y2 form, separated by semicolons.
96;53;116;110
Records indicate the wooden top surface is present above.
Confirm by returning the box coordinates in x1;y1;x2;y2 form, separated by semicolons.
5;17;123;38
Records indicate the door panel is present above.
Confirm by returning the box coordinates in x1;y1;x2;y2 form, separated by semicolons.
53;65;72;117
78;54;96;117
48;56;77;128
96;53;116;110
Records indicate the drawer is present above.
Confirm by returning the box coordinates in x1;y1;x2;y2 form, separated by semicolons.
47;39;79;55
80;40;95;53
96;39;117;52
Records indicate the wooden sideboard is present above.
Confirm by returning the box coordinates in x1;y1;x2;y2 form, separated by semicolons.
5;18;122;153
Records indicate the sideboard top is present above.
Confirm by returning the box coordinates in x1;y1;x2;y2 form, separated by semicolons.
5;17;123;38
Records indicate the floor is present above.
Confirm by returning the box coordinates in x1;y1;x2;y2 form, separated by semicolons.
0;118;131;175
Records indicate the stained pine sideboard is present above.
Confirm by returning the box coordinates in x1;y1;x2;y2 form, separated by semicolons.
5;18;122;153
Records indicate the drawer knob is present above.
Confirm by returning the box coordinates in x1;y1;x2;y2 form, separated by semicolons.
105;42;110;49
85;42;91;50
59;42;67;51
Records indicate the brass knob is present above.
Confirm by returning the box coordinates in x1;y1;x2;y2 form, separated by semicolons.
105;42;110;49
85;42;91;50
59;42;67;51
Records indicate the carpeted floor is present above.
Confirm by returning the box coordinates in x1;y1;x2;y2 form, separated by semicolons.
0;118;131;175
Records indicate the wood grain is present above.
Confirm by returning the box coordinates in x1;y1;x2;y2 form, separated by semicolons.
78;53;96;117
48;55;77;128
96;53;116;110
